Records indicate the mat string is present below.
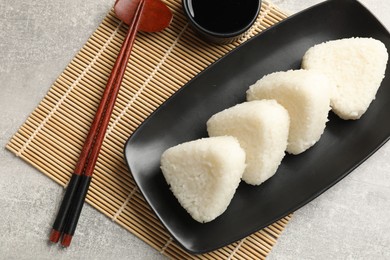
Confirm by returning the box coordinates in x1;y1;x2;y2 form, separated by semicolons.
240;2;273;43
104;23;189;139
15;20;125;159
227;238;246;260
159;237;173;254
111;186;138;222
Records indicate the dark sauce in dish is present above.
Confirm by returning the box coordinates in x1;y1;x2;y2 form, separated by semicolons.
187;0;259;34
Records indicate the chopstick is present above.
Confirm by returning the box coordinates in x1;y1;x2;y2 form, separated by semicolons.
49;0;146;247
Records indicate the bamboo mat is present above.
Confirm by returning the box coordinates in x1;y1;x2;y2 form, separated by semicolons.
7;1;291;259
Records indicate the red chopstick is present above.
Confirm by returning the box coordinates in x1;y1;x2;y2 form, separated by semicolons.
49;0;146;247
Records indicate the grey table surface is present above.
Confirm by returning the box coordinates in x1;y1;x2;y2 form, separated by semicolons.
1;0;389;259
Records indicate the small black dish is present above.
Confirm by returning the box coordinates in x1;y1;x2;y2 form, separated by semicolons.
182;0;261;44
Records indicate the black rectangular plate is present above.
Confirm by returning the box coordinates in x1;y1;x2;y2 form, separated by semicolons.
124;0;390;254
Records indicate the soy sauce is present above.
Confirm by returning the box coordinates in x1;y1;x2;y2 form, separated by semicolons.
188;0;259;34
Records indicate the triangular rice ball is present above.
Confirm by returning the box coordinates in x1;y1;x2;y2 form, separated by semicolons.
302;37;388;120
160;136;245;223
207;100;289;185
247;69;333;155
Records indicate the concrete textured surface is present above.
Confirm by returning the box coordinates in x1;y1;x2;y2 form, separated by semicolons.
1;0;389;259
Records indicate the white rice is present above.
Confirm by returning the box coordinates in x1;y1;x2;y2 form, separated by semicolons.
302;37;388;120
160;136;246;223
247;69;333;155
207;100;289;185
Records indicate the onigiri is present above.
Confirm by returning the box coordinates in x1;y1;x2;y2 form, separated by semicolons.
302;37;388;120
207;100;289;185
160;136;246;223
247;69;333;155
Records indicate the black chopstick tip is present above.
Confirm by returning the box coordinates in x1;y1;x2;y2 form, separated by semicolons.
49;229;61;243
61;234;73;247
